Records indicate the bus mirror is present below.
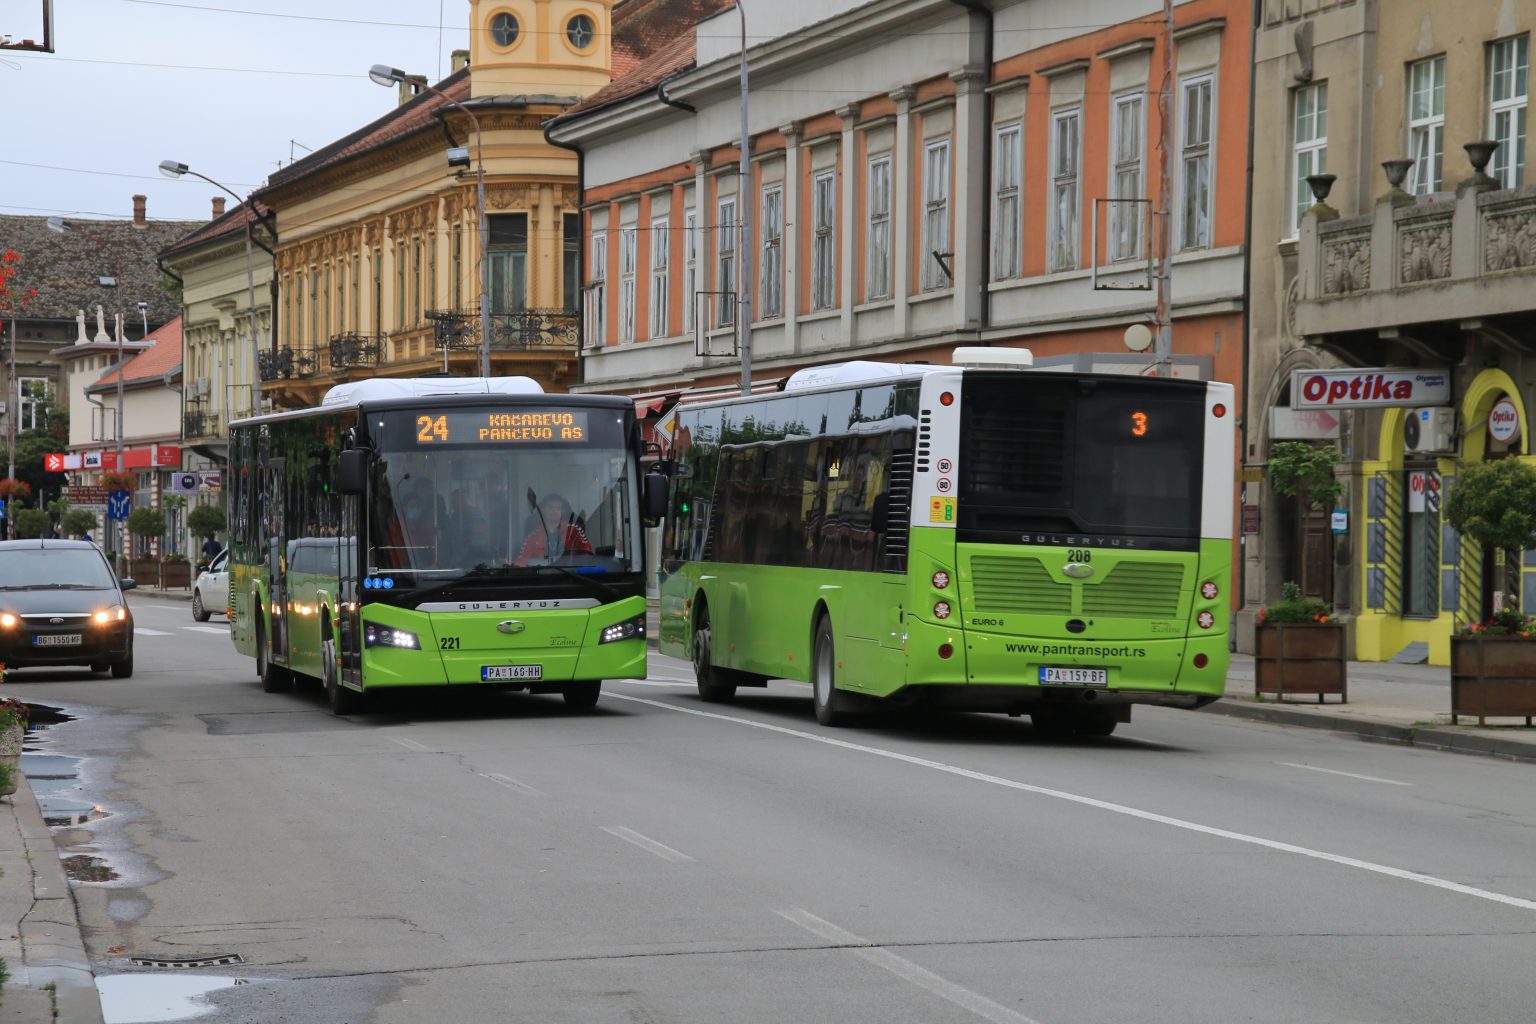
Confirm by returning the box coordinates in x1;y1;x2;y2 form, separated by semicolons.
642;472;668;521
338;449;368;495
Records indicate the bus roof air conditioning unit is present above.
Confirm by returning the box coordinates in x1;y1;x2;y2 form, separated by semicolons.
953;346;1034;369
1404;406;1456;454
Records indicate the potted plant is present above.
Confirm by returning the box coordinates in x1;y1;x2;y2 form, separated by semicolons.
1267;441;1344;604
127;505;167;585
1445;458;1536;725
0;689;28;799
1254;580;1347;702
160;552;192;589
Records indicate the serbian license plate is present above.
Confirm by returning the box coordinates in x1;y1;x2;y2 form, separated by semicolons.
33;634;83;647
482;664;543;682
1040;666;1107;686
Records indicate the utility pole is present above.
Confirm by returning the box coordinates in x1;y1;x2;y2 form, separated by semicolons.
1153;0;1175;377
736;0;753;395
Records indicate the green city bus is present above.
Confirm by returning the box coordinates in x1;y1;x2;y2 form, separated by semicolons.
655;348;1235;735
227;376;661;714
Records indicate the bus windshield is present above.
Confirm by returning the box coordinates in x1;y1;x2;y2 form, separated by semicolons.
367;406;641;580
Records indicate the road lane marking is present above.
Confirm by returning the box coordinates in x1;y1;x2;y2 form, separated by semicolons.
477;772;544;797
621;679;697;687
609;692;1536;914
601;825;694;863
777;908;1045;1024
182;626;229;635
388;736;432;752
1278;762;1413;786
134;628;172;636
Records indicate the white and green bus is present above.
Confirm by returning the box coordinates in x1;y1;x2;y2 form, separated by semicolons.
655;349;1235;735
227;376;664;714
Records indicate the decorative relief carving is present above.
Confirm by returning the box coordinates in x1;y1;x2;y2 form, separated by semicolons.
1282;275;1300;340
1399;218;1452;283
1321;231;1371;294
1484;203;1536;272
488;188;520;211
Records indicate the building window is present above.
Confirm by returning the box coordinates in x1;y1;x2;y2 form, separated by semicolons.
352;254;361;327
395;249;405;328
760;185;784;318
310;269;320;347
586;232;607;344
488;214;527;314
717;197;736;327
992;124;1022;279
335;261;345;331
451;226;463;309
563;213;580;312
921;139;951;291
1110;94;1144;261
292;275;302;346
866;154;892;300
427;234;437;317
1408;56;1446;195
1490;35;1529;189
18;377;49;431
650;216;670;338
1292;82;1328;234
1405;470;1441;617
372;247;382;333
1050;108;1081;272
323;263;333;336
619;225;637;342
410;243;421;324
683;208;698;333
1179;75;1213;250
812;171;837;309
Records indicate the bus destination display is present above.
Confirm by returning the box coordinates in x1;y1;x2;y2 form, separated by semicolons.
414;410;589;444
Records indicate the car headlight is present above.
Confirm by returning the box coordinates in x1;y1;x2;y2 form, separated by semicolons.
0;612;16;629
363;622;420;649
93;606;128;625
599;614;647;645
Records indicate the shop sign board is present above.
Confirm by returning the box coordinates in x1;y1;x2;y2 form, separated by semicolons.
1489;396;1521;443
1269;406;1341;440
1292;368;1451;409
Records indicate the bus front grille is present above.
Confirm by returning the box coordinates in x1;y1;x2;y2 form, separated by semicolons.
1082;562;1186;618
969;556;1072;614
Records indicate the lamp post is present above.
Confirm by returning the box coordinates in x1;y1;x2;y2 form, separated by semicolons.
45;216;126;578
158;161;259;441
370;65;491;378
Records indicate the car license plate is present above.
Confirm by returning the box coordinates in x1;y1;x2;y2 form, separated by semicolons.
1040;666;1107;686
33;634;83;647
482;664;542;682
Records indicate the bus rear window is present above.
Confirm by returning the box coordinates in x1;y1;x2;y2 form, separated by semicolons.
958;374;1205;550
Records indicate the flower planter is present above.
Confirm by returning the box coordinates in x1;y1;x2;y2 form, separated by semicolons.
1255;622;1348;702
0;724;23;798
130;557;160;587
160;561;191;589
1449;635;1536;726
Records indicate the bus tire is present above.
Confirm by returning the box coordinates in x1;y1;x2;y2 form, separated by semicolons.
258;613;293;694
323;634;363;715
1029;706;1074;737
563;681;601;708
692;608;737;703
1073;707;1119;737
812;615;855;727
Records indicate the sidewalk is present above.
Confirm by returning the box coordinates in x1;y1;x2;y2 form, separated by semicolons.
127;584;192;604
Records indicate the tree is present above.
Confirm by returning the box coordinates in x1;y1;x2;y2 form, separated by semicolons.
62;509;99;538
1268;442;1344;510
1446;459;1536;613
188;503;227;539
126;506;166;555
13;508;49;539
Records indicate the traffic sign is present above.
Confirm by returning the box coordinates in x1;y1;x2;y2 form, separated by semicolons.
0;499;6;520
106;490;131;521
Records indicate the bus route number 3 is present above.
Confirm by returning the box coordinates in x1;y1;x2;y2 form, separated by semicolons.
418;415;450;443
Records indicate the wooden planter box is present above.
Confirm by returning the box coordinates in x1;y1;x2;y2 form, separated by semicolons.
1255;622;1348;703
160;561;191;589
129;557;160;586
1450;635;1536;726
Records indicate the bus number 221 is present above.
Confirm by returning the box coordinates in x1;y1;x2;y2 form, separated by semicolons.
417;415;450;443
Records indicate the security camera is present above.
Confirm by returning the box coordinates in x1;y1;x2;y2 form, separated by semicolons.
446;147;471;169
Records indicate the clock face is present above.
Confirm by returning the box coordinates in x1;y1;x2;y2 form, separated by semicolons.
490;11;519;48
565;13;595;50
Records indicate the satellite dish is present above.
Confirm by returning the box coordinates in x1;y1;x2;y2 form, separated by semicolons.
1124;323;1154;352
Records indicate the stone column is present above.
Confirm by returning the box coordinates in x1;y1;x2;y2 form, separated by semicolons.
951;65;987;329
780;121;802;355
837;104;858;341
891;85;916;337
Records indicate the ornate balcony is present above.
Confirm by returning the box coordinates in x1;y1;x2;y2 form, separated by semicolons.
327;332;384;371
183;409;221;441
257;347;316;382
425;308;579;352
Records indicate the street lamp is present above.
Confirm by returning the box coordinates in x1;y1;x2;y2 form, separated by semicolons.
369;64;492;377
46;216;126;579
159;160;260;434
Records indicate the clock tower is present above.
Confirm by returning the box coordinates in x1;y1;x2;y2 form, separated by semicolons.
468;0;615;99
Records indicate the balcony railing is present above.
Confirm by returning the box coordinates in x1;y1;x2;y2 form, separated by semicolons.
327;332;385;370
425;308;579;352
183;409;221;440
258;347;314;382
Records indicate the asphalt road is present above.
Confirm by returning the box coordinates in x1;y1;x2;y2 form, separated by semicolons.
7;594;1536;1024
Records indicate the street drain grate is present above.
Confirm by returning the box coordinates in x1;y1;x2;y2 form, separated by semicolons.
130;954;244;969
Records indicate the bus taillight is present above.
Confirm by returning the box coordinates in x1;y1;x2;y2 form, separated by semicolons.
933;601;952;620
932;571;950;589
1212;403;1227;418
1196;611;1215;629
938;643;953;660
1193;653;1209;669
940;391;954;406
1201;581;1219;600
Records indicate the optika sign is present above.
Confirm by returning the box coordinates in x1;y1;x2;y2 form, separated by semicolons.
1489;396;1521;443
1292;368;1451;409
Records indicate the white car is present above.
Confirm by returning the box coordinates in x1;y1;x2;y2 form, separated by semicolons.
192;549;229;622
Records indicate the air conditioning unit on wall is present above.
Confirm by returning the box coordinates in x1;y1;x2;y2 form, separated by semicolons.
1405;407;1456;454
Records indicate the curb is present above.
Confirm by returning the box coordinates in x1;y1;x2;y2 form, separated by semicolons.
9;774;104;1023
1200;698;1536;765
128;588;193;603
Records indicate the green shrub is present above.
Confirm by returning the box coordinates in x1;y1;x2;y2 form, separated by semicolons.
61;509;98;538
187;503;226;539
1259;580;1332;625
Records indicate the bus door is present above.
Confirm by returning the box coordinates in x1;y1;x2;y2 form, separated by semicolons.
265;458;290;665
338;491;363;687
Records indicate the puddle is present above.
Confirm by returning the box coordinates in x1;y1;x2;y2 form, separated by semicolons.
62;854;120;882
37;794;103;826
20;752;82;778
95;974;247;1024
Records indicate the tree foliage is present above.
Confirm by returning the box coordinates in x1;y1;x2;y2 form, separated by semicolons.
1268;442;1344;510
187;504;227;538
62;509;99;537
13;508;49;539
1445;459;1536;555
126;505;166;540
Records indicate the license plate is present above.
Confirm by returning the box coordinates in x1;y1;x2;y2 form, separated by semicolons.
482;664;543;682
1040;666;1107;686
33;634;83;647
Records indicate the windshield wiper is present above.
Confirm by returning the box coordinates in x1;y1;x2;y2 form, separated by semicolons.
534;565;622;601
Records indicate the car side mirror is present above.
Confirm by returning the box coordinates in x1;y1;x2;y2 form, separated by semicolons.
120;578;137;591
642;472;668;522
338;449;368;495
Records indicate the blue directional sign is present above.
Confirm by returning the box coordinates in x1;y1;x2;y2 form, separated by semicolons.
0;499;6;521
106;490;132;522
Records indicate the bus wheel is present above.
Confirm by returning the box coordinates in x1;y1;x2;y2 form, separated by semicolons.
1074;707;1119;737
1029;706;1074;738
563;681;601;708
323;634;363;715
812;615;855;727
258;614;294;694
692;609;737;703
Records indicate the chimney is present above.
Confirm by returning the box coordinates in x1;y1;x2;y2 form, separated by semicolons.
399;74;428;106
452;49;470;73
132;194;147;228
212;196;227;218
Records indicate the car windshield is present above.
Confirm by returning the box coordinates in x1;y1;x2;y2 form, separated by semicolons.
0;548;116;589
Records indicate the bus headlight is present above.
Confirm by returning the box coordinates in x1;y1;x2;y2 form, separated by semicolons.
600;614;647;644
93;606;128;625
364;622;420;649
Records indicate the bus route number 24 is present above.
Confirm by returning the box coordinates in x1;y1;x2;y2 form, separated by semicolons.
417;415;450;443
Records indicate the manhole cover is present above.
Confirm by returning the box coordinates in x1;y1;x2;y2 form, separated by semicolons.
130;953;245;969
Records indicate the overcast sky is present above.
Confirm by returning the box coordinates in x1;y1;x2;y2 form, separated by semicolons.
3;0;471;224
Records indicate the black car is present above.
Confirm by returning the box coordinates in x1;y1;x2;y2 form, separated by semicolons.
0;539;135;677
